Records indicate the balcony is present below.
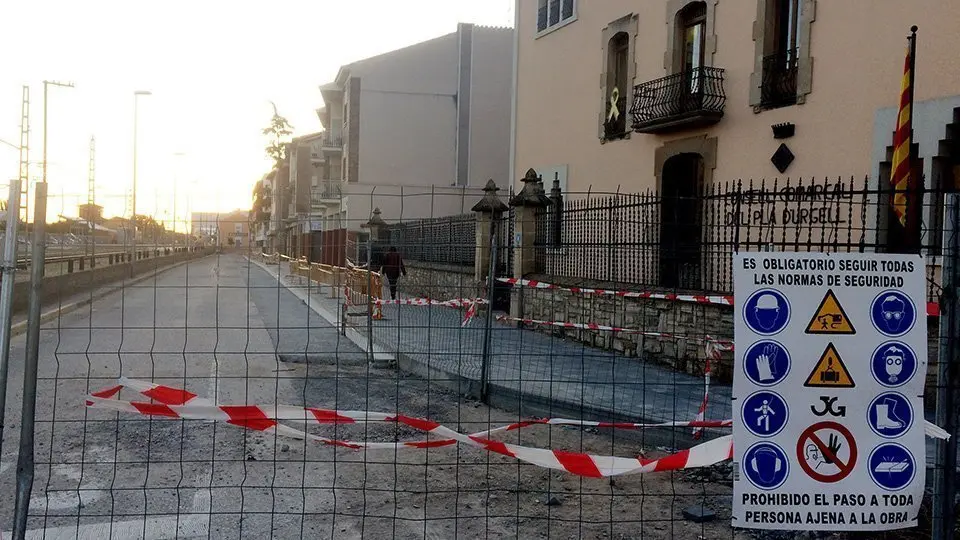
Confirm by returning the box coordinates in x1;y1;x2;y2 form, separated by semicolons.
321;133;343;151
760;49;798;109
311;181;343;207
629;67;726;134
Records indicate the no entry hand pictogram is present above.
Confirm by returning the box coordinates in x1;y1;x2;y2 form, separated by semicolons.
796;421;858;483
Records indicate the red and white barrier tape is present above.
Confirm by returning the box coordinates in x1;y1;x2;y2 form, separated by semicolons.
496;315;733;348
498;277;941;316
693;339;733;440
497;278;733;306
86;378;734;477
85;379;949;477
373;297;485;308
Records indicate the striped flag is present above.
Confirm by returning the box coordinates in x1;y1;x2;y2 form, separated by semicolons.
889;40;915;227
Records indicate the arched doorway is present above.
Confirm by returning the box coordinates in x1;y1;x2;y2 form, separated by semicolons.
660;153;704;289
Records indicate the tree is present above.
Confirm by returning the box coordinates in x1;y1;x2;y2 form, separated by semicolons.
263;101;293;168
262;102;293;252
134;214;166;242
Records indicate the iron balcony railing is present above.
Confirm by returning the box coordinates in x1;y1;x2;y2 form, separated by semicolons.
760;49;799;109
629;66;726;133
311;181;342;205
322;133;343;149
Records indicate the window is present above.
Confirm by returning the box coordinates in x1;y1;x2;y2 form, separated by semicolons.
537;0;575;33
751;0;815;111
677;2;707;91
761;0;801;108
599;15;637;141
604;32;629;139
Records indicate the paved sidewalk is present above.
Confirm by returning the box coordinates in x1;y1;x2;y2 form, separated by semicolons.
251;259;733;443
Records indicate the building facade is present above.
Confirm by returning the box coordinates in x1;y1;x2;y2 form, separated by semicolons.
513;0;960;198
306;22;513;264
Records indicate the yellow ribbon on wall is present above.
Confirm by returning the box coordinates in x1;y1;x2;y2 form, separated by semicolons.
607;87;620;122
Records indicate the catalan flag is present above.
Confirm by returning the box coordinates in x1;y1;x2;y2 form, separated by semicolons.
890;33;916;227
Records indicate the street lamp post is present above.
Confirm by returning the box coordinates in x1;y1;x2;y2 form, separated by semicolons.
42;81;74;188
172;152;186;244
131;90;151;262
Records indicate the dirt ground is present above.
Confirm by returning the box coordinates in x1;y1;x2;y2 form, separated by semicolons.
238;359;745;540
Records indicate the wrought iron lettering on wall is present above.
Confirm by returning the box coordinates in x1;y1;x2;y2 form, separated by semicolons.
724;182;853;227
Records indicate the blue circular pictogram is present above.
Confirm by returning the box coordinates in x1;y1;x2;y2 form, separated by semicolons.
742;340;791;387
742;442;789;490
867;392;913;439
743;289;790;336
871;341;918;388
870;290;916;337
741;390;789;438
868;443;916;491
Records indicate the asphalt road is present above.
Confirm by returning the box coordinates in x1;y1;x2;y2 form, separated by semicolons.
0;254;335;538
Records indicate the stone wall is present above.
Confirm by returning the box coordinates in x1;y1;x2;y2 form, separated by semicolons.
517;276;736;382
400;261;478;300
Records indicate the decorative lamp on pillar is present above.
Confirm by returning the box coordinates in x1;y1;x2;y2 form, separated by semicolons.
471;179;509;284
361;207;387;267
508;169;552;320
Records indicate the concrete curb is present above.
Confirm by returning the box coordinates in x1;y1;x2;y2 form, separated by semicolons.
9;253;215;339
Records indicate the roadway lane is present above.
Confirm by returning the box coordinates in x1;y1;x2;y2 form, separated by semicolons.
0;253;367;538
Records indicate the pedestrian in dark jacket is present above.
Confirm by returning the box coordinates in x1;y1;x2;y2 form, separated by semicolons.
380;246;406;300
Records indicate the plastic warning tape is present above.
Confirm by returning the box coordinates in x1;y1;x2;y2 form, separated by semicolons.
497;315;734;347
497;278;734;306
499;277;941;316
86;378;735;478
373;297;486;308
693;339;733;440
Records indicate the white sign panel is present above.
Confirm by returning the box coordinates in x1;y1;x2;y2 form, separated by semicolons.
733;252;926;531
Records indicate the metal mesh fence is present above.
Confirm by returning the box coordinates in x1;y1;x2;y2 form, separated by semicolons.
0;178;956;539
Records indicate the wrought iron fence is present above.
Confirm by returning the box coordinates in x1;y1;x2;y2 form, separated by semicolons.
539;176;945;306
388;213;476;266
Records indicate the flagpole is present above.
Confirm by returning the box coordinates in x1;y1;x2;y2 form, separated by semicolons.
907;25;920;246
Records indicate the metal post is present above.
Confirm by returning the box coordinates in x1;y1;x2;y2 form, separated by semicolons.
0;180;22;459
366;238;374;363
479;215;499;403
935;193;959;540
132;97;139;264
12;182;47;540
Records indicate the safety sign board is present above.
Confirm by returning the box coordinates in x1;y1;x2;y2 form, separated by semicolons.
805;289;856;335
733;252;926;532
803;343;855;388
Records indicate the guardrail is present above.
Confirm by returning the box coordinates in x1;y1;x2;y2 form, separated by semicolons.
11;246;202;280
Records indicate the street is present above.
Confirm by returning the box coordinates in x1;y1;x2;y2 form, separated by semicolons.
0;254;737;539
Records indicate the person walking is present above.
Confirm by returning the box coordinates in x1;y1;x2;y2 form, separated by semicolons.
380;246;406;300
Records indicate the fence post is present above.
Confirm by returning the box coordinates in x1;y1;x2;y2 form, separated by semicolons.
472;180;509;403
12;182;48;540
508;169;552;321
362;208;386;365
0;179;21;462
934;192;960;539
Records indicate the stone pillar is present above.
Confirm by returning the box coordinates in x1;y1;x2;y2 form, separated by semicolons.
471;179;508;284
508;169;552;319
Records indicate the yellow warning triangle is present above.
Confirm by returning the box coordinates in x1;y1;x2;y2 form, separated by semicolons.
804;343;855;388
805;289;856;335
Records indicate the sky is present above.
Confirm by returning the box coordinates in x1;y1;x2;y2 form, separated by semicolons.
0;0;513;229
